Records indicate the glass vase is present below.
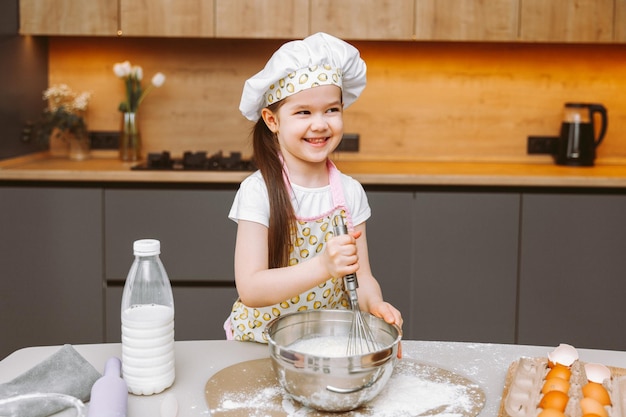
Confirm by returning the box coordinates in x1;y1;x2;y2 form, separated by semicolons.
67;129;91;161
120;112;141;162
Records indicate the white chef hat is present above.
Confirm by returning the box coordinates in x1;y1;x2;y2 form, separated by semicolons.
239;32;367;122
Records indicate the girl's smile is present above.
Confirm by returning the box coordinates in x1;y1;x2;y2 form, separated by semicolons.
304;136;330;145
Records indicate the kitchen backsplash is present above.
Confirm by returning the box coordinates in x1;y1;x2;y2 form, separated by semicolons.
49;37;626;163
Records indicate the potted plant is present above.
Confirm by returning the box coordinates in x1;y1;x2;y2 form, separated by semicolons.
38;84;92;160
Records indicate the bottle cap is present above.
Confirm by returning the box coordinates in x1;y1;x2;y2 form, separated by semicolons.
133;239;161;256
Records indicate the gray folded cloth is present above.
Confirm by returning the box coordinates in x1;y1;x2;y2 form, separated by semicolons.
0;344;101;417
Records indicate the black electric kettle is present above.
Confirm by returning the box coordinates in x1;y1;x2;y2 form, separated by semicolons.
554;102;608;166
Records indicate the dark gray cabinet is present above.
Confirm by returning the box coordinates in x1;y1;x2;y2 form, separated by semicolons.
366;190;520;343
366;191;414;336
518;193;626;350
411;192;520;343
104;188;238;282
2;184;626;358
1;0;48;160
0;186;103;359
103;187;239;342
0;0;17;35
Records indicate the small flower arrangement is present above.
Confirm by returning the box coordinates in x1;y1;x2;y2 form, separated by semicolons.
113;61;166;113
38;84;91;144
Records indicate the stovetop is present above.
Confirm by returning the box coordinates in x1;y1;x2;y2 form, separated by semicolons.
131;151;256;171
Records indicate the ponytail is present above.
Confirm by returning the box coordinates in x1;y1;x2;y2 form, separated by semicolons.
252;104;295;269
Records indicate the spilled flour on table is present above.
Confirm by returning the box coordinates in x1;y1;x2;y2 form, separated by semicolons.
219;385;284;414
208;359;484;417
361;375;472;416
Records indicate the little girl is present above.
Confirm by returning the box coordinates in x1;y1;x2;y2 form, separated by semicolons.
225;32;403;344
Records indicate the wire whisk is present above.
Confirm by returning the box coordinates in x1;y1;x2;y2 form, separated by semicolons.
333;216;378;356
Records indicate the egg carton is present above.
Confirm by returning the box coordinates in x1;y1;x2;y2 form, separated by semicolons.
500;357;626;417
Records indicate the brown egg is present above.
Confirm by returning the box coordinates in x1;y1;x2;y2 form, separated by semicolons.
542;377;570;394
546;364;572;381
580;397;608;417
539;391;569;412
538;409;566;417
582;382;612;406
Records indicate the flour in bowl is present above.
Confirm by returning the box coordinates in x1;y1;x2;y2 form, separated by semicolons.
287;336;382;357
287;336;351;357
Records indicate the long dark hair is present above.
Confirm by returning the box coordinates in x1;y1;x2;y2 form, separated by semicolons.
252;102;295;269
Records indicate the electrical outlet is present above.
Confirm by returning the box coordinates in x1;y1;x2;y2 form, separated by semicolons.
527;136;558;154
90;131;120;150
335;133;359;152
20;121;35;143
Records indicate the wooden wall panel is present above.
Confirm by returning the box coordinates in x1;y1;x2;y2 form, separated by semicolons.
415;0;519;41
48;38;626;163
19;0;117;35
347;41;626;163
120;0;215;37
519;0;614;43
616;0;626;43
311;0;415;40
215;0;309;39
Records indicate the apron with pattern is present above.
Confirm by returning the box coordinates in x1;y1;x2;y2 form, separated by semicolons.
227;160;353;343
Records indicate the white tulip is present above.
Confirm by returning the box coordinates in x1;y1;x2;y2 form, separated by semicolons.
132;65;143;81
114;60;165;112
113;61;132;78
151;72;166;88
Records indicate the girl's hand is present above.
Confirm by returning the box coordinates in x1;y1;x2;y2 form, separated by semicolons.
369;301;403;358
369;301;403;329
322;230;362;278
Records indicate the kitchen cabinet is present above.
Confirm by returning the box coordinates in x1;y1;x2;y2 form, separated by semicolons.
103;187;239;341
616;0;626;42
18;0;216;37
310;0;415;40
519;0;614;43
214;0;308;39
365;191;414;335
104;188;238;282
120;0;214;37
19;0;118;36
0;186;103;359
518;193;626;351
3;182;626;355
414;0;519;41
410;192;520;344
18;0;624;44
1;0;18;35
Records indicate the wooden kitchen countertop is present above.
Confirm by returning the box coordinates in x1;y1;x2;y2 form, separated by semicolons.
2;152;626;188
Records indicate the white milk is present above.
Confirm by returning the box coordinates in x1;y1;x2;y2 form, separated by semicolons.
121;304;175;395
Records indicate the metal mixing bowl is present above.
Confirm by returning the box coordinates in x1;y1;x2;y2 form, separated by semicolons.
265;309;402;412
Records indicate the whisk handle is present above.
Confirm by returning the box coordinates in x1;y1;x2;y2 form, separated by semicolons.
333;216;361;308
332;216;350;237
333;216;360;290
343;273;358;291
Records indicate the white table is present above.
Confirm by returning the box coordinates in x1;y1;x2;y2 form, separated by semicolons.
2;340;626;416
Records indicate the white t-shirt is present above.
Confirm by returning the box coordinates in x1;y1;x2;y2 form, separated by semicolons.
229;169;371;226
